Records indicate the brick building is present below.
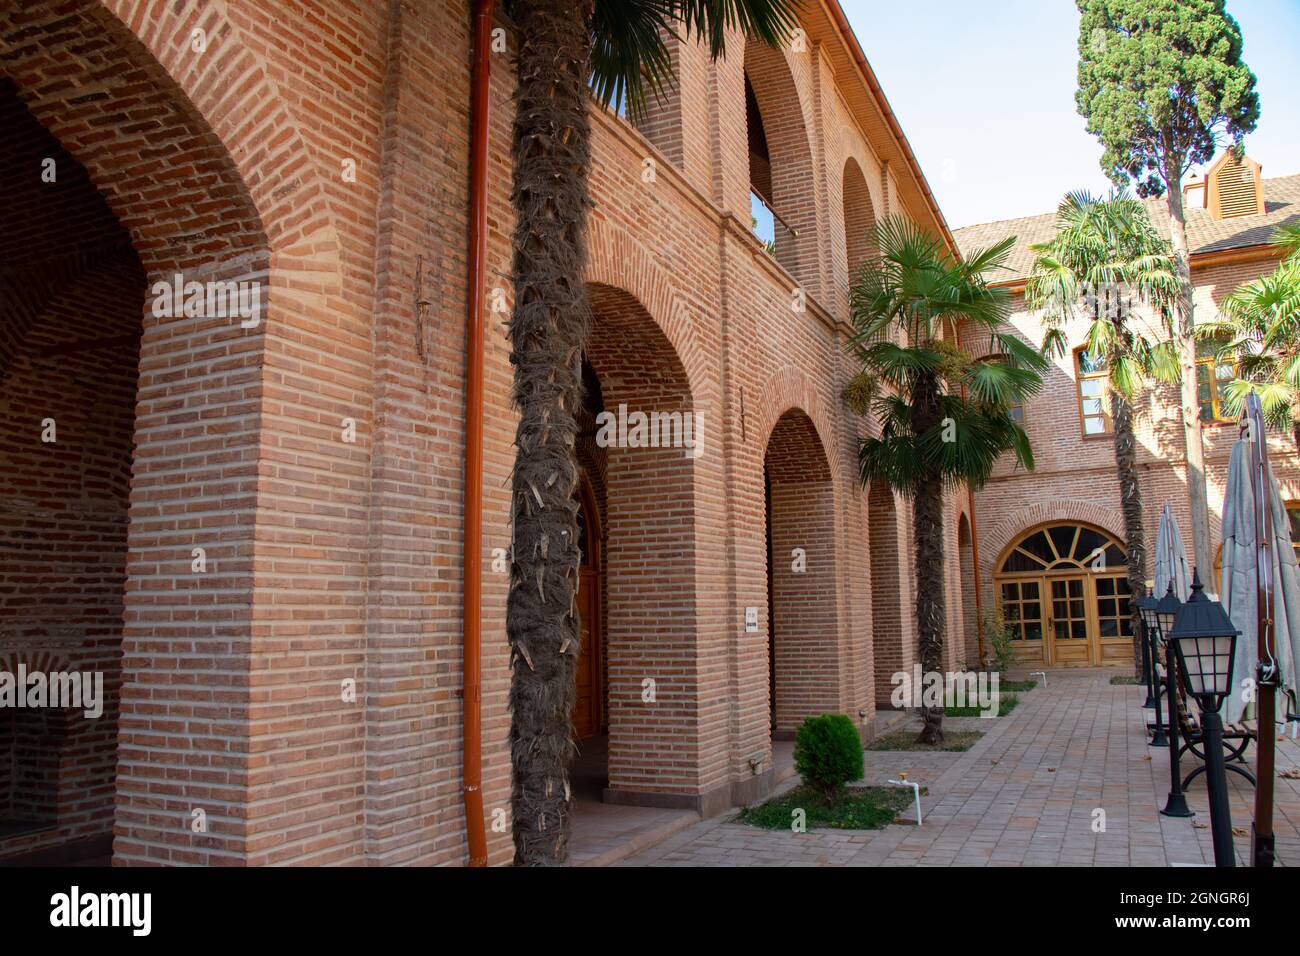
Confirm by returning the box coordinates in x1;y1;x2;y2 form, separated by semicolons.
954;161;1300;671
0;0;982;866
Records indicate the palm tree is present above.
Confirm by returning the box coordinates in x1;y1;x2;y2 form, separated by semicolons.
1196;224;1300;442
1026;191;1180;674
504;0;799;866
846;216;1046;744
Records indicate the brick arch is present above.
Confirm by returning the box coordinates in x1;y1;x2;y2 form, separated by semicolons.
582;280;703;802
744;37;817;287
980;501;1127;583
839;143;886;224
764;409;831;483
585;219;709;405
753;365;839;468
0;0;350;866
841;156;877;280
1;2;267;274
764;408;839;732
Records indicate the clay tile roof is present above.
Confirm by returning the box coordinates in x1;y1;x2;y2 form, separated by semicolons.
953;173;1300;284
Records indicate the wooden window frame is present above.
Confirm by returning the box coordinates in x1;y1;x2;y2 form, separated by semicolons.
1195;352;1239;426
1074;346;1112;438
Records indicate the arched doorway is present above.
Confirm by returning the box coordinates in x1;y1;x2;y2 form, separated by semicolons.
572;473;603;740
957;514;978;667
581;281;698;800
0;78;144;863
763;408;837;735
1;0;272;865
994;522;1132;667
869;482;910;706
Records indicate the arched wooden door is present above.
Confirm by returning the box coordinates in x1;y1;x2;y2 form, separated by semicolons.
573;476;602;739
994;522;1133;667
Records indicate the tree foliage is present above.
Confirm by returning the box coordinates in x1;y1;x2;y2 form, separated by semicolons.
846;217;1045;744
1075;0;1259;195
1028;190;1180;395
1197;226;1300;431
846;217;1045;494
588;0;802;118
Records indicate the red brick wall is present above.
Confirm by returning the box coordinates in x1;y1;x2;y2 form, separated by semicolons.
765;410;839;732
0;79;142;859
972;256;1300;635
2;0;956;865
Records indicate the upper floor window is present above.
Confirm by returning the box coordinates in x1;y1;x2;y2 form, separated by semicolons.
742;44;814;281
1075;348;1111;436
1196;340;1237;424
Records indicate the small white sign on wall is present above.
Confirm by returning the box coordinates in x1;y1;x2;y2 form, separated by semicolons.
744;607;759;633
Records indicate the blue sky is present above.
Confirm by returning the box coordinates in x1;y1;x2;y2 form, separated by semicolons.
845;0;1300;229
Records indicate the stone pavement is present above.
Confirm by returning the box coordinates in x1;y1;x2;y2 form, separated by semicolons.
618;667;1300;866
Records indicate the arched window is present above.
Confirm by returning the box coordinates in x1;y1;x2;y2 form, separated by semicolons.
994;522;1131;667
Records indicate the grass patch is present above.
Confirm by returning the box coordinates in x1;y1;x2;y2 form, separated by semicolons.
867;730;984;752
943;693;1018;717
1109;675;1143;685
735;785;913;831
997;679;1037;692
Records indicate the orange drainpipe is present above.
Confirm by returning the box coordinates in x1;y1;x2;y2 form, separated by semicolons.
968;488;985;666
462;0;493;868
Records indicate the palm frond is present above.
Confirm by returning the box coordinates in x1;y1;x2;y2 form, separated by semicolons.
590;0;800;118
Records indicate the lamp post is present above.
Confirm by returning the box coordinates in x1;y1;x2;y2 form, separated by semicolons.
1137;591;1166;747
1243;391;1277;867
1154;582;1192;818
1168;571;1240;867
1138;588;1157;709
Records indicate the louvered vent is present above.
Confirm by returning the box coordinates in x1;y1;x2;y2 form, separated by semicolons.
1209;154;1263;220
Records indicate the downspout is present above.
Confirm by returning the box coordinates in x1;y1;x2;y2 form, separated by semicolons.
462;0;493;868
968;487;985;667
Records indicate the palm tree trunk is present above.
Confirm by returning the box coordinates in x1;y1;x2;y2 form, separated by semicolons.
506;0;595;866
1164;176;1213;577
1110;390;1148;676
911;372;947;743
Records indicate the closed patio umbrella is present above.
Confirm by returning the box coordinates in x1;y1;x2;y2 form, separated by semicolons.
1154;502;1192;601
1218;435;1300;725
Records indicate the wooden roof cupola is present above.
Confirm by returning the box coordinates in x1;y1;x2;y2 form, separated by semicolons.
1204;150;1265;221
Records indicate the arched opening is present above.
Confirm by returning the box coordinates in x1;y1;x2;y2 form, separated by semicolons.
994;522;1131;667
0;79;143;862
957;514;978;668
744;40;816;284
869;482;911;708
841;157;877;286
763;409;837;736
1;0;268;865
576;282;699;806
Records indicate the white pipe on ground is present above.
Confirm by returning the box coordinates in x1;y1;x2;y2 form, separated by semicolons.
888;778;922;827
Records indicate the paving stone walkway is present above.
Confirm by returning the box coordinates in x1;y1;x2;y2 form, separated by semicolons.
619;667;1300;866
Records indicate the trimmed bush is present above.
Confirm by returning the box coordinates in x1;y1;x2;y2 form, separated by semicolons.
793;714;863;803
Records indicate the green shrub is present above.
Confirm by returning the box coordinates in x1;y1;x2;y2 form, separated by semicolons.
982;608;1017;674
793;714;863;803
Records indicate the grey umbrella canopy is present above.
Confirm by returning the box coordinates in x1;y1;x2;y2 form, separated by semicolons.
1218;436;1300;725
1154;502;1192;601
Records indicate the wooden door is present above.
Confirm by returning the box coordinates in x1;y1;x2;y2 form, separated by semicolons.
572;478;601;739
574;566;598;738
1047;575;1091;666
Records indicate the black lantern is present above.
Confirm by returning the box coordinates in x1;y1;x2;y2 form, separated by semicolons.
1154;583;1182;643
1154;581;1192;819
1168;571;1239;866
1136;591;1165;745
1168;595;1239;710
